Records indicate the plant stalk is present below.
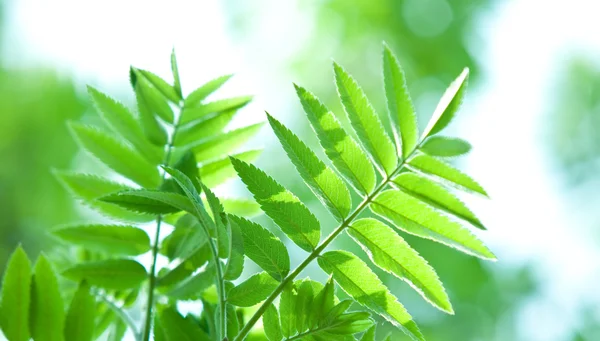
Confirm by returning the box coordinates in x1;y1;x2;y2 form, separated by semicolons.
233;147;420;341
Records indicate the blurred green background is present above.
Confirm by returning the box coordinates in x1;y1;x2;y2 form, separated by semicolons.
1;0;599;340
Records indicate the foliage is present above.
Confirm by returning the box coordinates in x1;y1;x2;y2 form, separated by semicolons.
0;45;494;341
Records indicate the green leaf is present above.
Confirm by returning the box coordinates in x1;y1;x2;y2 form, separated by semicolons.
422;68;469;138
158;245;210;288
382;43;418;158
371;189;495;260
161;214;209;261
393;172;484;229
64;282;95;341
136;68;181;104
231;158;320;252
200;183;229;258
161;151;201;194
229;215;289;281
184;74;233;108
107;320;127;341
318;251;424;341
175;110;237;146
131;68;169;145
295;84;376;194
221;198;262;218
408;154;488;196
69;123;161;188
62;259;147;290
267;114;352;221
181;96;252;124
224;216;245;280
191;123;263;162
199;149;262;188
279;282;297;338
348;218;452;313
295;278;315;333
159;307;210;341
55;172;153;222
333;62;398;175
30;254;65;341
227;272;279;307
101;190;194;215
308;276;335;329
163;266;215;301
52;224;151;255
87;86;162;163
360;325;376;341
420;136;471;157
0;246;31;341
263;304;283;341
171;49;182;98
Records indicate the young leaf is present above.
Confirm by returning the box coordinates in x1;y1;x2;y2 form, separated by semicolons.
184;74;233;108
64;282;95;341
181;96;252;124
295;84;376;194
52;224;151;256
318;251;424;341
171;48;182;98
175;110;237;146
408;154;488;196
0;246;31;341
199;149;262;188
420;136;471;157
228;215;290;281
263;304;283;341
371;189;495;259
87;86;162;163
55;172;153;222
101;190;194;215
279;282;297;338
224;217;245;280
69;123;161;188
393;172;484;229
62;259;147;290
267;113;352;221
348;218;452;313
382;43;418;158
422;68;469;138
227;272;279;307
136;68;181;104
159;307;211;341
191;123;263;162
231;157;320;252
334;62;398;175
30;254;65;341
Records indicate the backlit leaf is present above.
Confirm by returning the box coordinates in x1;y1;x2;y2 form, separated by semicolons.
263;304;283;341
175;110;237;146
137;68;181;104
231;157;320;252
408;154;487;196
422;68;469;138
334;62;398;175
348;218;452;313
382;43;418;158
420;136;471;157
101;190;194;215
191;123;263;162
318;251;424;341
184;74;233;108
296;84;376;194
181;96;252;124
30;254;65;341
268;113;352;221
199;149;262;188
371;189;495;259
64;282;95;341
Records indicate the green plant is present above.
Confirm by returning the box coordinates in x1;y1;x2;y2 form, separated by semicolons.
0;44;494;341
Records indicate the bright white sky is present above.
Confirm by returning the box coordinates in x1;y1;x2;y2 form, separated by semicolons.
3;1;600;340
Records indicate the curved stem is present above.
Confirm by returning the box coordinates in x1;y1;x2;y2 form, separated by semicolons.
141;103;183;341
234;148;420;341
96;291;140;339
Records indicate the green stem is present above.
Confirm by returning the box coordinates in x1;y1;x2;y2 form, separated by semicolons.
141;103;183;341
96;292;140;339
233;148;420;341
